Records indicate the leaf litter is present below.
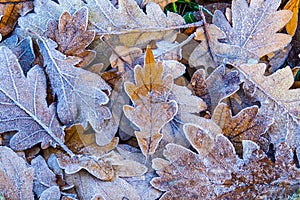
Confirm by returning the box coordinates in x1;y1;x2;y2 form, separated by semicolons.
0;0;299;199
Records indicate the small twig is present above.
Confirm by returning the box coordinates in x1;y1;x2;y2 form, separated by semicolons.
199;6;218;66
100;35;134;71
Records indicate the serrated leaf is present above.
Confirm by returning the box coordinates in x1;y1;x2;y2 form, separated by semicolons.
45;7;96;68
0;46;72;155
38;38;113;144
0;146;34;200
151;123;300;199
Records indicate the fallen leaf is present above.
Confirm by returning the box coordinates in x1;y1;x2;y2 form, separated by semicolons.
45;7;96;68
190;0;292;69
0;146;34;200
65;171;141;200
212;103;273;155
0;46;72;155
31;156;58;198
39;186;61;200
123;46;178;157
56;150;147;180
1;35;35;74
38;38;113;144
0;0;33;37
284;0;300;36
190;65;240;113
213;0;292;58
151;123;300;199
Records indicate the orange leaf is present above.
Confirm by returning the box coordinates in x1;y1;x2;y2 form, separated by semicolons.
284;0;300;36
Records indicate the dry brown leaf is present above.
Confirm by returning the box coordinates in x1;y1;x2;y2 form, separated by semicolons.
212;103;273;155
0;0;33;37
151;123;300;199
284;0;300;36
45;7;96;68
0;146;34;200
123;46;178;157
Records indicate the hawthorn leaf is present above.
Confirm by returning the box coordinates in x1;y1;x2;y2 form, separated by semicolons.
0;146;34;200
190;65;240;113
0;46;72;155
123;46;178;157
45;7;96;68
213;0;292;58
239;63;300;147
38;38;113;144
65;171;141;200
31;156;58;198
151;123;300;199
212;103;273;154
1;35;35;74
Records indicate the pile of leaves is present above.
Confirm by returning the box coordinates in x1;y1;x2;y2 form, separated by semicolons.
0;0;299;199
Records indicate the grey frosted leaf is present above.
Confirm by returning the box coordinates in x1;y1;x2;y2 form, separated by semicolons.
190;65;240;113
0;46;70;154
38;38;112;143
39;186;61;200
66;171;141;200
19;0;187;35
213;0;292;58
0;146;34;200
31;156;57;198
1;35;35;74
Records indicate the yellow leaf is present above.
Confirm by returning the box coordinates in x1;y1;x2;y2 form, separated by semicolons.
284;0;300;36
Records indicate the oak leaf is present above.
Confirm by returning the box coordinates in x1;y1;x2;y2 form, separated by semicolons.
238;63;300;148
123;46;178;157
190;65;240;113
45;7;96;68
151;123;300;199
0;146;34;200
212;103;273;155
38;38;112;144
0;46;72;155
213;0;292;58
190;0;292;69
